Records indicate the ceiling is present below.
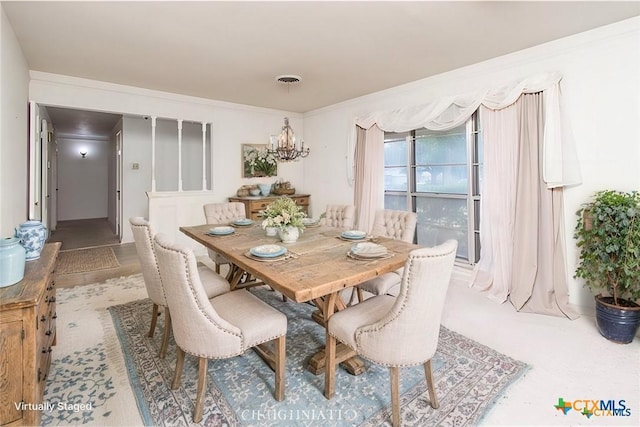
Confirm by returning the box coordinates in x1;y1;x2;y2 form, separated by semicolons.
4;1;639;136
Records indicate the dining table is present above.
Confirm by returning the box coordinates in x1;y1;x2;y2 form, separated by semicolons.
180;222;420;396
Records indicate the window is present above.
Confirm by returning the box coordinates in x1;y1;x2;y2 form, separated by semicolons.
383;113;482;263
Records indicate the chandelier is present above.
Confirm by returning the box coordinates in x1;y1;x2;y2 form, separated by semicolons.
267;117;310;162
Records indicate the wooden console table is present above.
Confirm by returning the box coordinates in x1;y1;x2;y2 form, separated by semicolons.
0;243;60;426
229;194;310;221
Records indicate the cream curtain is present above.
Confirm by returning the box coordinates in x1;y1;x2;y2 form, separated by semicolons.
470;104;520;302
472;94;577;318
509;94;577;318
353;125;384;232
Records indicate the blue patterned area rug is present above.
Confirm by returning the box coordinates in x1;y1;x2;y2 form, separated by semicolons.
108;287;528;426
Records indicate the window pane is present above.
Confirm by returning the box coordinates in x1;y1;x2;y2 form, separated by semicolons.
384;167;407;191
384;194;408;211
415;166;467;194
415;128;467;165
415;197;468;260
384;140;406;167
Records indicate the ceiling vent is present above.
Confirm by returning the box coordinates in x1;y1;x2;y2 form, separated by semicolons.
276;75;301;84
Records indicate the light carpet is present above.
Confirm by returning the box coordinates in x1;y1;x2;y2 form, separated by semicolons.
43;274;528;426
55;246;120;274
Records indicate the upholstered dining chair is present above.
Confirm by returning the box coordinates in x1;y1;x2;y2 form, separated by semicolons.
203;202;247;274
356;209;418;301
153;233;287;423
319;204;356;230
129;217;230;358
325;240;458;427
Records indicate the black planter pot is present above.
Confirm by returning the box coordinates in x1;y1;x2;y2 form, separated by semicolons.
595;296;640;344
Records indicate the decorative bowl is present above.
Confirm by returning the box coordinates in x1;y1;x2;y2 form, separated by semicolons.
249;188;261;196
258;183;272;196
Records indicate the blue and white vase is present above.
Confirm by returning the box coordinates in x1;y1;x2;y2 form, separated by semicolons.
15;220;47;261
0;237;26;287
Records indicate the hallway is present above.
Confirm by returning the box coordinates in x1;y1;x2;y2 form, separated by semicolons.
48;218;119;250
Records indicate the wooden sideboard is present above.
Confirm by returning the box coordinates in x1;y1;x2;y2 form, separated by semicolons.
229;194;310;221
0;243;60;426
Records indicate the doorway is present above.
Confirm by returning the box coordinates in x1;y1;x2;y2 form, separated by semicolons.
33;105;123;250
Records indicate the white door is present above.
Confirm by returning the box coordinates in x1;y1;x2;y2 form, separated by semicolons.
40;119;49;231
28;102;41;220
48;133;58;232
115;130;123;240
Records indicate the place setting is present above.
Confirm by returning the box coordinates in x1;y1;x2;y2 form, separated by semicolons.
205;226;236;237
347;241;394;261
338;229;367;241
244;244;290;262
231;218;254;228
301;217;320;228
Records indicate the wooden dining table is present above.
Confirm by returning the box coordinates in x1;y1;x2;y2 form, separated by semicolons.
180;223;420;392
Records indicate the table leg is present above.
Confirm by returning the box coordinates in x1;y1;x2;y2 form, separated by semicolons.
306;292;366;377
324;293;337;399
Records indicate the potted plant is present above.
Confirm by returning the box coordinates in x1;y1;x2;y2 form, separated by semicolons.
574;190;640;343
260;197;307;243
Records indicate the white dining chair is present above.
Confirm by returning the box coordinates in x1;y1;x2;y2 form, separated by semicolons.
153;233;287;423
325;240;458;427
203;202;247;274
319;204;356;230
129;217;230;358
356;209;417;301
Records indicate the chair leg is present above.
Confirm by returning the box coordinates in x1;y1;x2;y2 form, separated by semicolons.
324;332;336;399
193;357;208;423
171;347;185;390
390;367;401;427
148;303;159;337
159;307;171;359
274;335;286;401
423;359;439;409
356;287;364;303
215;263;220;274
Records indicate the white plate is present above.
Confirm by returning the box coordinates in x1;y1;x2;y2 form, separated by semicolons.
234;218;253;226
302;218;318;226
341;230;367;240
250;244;287;258
209;226;234;235
351;242;387;257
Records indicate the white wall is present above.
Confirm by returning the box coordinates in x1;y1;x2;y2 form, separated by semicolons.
0;6;30;237
56;137;109;220
302;17;640;311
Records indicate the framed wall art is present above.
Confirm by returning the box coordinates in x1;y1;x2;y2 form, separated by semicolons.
242;144;277;178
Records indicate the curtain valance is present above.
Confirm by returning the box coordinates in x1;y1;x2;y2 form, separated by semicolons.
350;71;581;188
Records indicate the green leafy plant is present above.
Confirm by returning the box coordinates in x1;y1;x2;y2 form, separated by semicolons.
260;197;307;231
574;190;640;306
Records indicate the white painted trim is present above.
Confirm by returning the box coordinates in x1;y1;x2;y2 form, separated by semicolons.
147;190;215;199
29;70;303;118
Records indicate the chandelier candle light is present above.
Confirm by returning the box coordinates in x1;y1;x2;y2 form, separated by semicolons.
268;117;310;162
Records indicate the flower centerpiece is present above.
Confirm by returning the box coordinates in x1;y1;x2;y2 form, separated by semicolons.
244;147;277;177
260;197;307;243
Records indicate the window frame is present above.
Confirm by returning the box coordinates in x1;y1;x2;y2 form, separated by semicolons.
383;112;481;264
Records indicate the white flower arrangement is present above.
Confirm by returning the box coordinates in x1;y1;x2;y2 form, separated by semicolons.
260;197;306;230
